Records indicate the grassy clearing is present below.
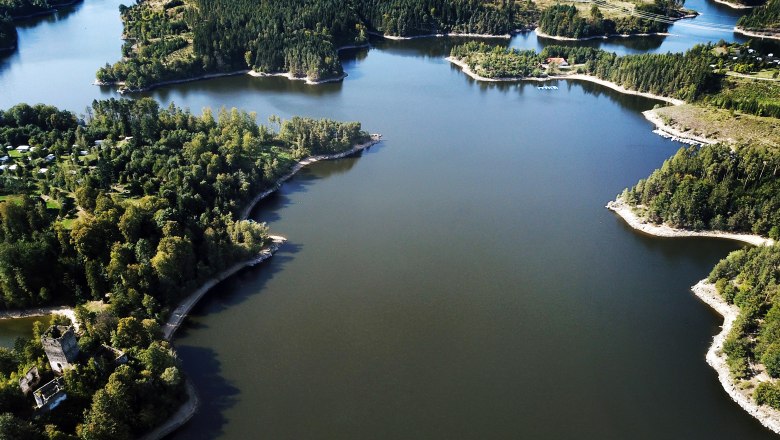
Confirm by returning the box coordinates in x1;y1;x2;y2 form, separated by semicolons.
652;104;780;149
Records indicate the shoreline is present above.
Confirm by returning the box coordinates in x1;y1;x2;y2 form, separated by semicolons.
369;30;512;40
734;27;780;41
690;279;780;436
239;134;383;219
0;306;78;330
535;28;672;41
713;0;757;8
98;44;364;94
642;108;718;145
246;70;347;85
606;197;773;246
446;56;685;105
146;134;382;439
9;0;83;21
160;235;287;341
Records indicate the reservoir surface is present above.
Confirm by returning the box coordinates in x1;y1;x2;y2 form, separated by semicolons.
0;1;779;439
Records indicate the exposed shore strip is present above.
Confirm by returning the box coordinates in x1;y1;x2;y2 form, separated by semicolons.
608;196;780;433
606;197;773;246
535;28;672;41
734;27;780;41
691;280;780;436
713;0;757;8
0;307;78;330
642;109;717;145
369;30;512;40
446;56;686;106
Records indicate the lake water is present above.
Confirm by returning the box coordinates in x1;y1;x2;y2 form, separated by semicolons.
0;1;779;439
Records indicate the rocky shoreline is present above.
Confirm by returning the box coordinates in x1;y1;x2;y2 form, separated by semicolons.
734;27;780;41
642;109;717;145
606;197;773;246
691;280;780;436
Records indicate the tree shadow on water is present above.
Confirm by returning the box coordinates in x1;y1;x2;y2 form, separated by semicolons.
247;152;372;221
165;345;239;440
177;241;303;322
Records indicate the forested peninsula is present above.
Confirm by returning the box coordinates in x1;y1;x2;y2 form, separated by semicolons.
601;38;780;425
448;41;780;121
737;0;780;39
96;0;536;91
0;99;374;439
537;0;692;40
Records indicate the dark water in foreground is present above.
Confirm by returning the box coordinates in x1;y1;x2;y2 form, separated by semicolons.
0;1;778;439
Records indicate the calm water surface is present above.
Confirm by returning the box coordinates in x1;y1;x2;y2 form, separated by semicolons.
0;1;779;439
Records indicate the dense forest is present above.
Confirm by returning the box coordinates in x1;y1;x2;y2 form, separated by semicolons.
708;245;780;410
450;42;718;101
737;0;780;31
621;143;780;237
0;99;370;438
96;0;536;91
704;78;780;118
537;2;674;39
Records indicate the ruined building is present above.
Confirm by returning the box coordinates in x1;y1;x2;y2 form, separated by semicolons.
41;325;79;374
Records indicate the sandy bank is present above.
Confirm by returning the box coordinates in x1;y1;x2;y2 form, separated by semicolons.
246;70;346;85
642;109;717;145
447;57;685;105
0;307;78;330
734;27;780;41
713;0;757;9
606;197;773;246
535;28;672;41
692;280;780;435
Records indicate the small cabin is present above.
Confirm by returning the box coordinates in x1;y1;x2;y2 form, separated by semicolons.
15;145;30;153
545;57;568;67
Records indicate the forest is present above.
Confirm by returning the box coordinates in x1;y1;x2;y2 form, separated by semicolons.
621;143;780;237
96;0;536;91
708;245;780;410
537;2;673;39
737;0;780;31
0;99;370;438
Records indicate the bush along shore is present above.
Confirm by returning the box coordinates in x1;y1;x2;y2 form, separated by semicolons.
0;98;380;439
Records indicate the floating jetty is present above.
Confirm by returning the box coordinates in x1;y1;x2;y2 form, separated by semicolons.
537;85;559;90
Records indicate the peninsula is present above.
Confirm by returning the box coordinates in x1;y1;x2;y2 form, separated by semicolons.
0;99;379;439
